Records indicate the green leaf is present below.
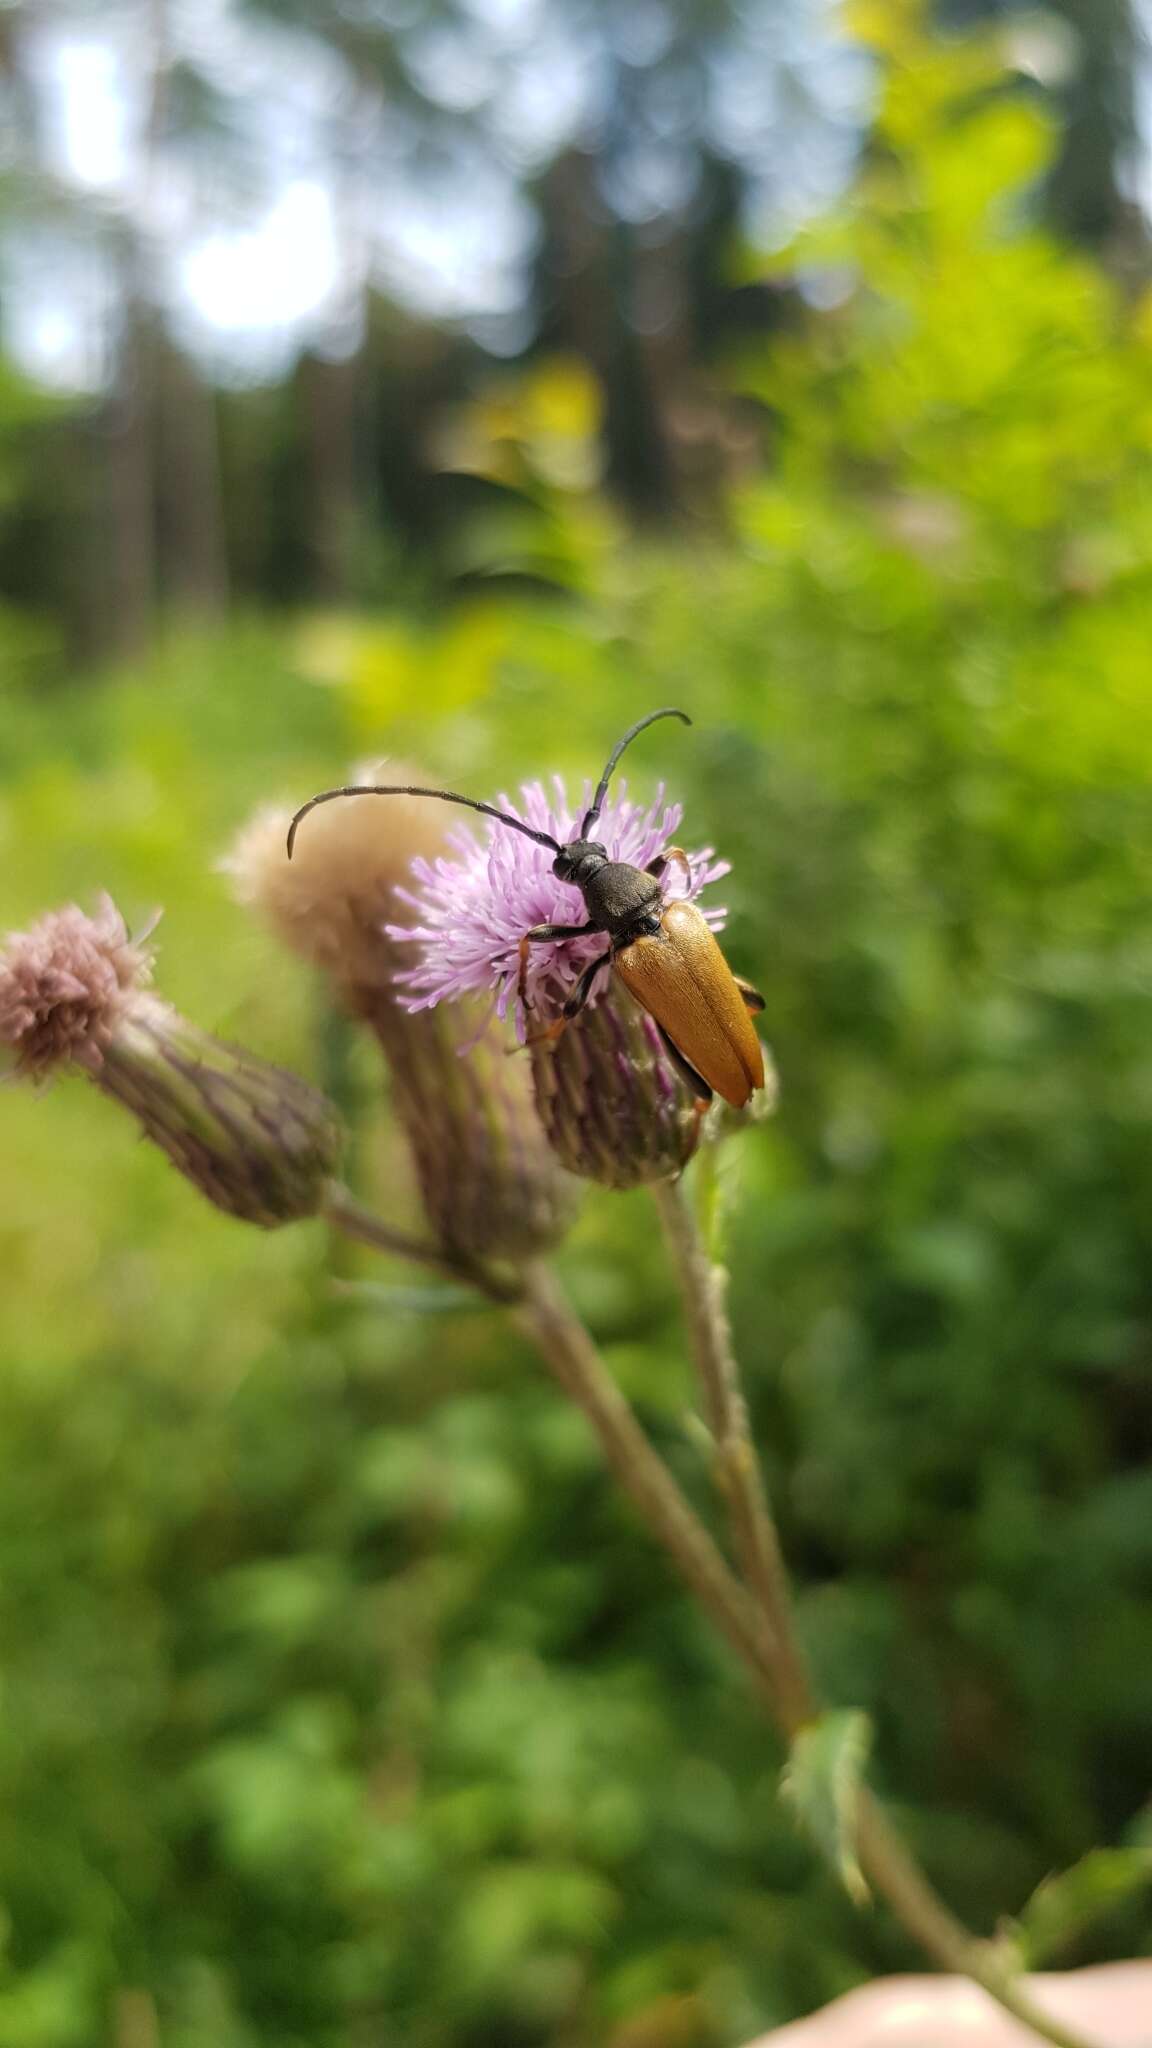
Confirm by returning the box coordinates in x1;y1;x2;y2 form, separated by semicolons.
781;1711;873;1905
1012;1847;1152;1966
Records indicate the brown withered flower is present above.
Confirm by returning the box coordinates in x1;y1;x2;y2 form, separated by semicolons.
229;769;578;1260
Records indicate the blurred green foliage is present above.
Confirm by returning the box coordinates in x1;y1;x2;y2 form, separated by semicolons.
4;9;1152;2044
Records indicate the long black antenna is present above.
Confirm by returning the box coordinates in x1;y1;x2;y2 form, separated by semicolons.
581;707;692;838
286;784;563;861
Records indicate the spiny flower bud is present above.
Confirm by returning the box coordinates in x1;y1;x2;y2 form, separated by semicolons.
0;897;342;1226
529;986;703;1188
383;773;764;1189
229;770;577;1260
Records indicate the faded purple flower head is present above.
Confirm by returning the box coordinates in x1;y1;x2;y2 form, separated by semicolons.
0;895;153;1080
386;777;729;1035
2;891;343;1225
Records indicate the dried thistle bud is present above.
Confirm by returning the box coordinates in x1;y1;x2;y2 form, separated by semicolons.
0;897;342;1226
384;775;761;1189
0;895;151;1080
229;771;577;1259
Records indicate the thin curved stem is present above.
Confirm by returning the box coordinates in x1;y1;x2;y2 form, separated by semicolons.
323;1196;1100;2048
649;1177;1099;2048
321;1183;522;1303
852;1799;1102;2048
516;1260;778;1693
652;1175;814;1733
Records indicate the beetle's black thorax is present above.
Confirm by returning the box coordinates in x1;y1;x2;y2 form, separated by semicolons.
553;840;663;945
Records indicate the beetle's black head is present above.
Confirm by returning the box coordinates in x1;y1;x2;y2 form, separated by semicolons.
553;839;608;887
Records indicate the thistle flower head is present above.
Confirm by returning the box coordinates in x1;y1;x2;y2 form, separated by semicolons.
0;896;342;1227
378;772;758;1189
386;777;729;1036
0;895;152;1080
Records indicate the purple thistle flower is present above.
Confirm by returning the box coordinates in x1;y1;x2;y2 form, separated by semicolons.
386;777;729;1037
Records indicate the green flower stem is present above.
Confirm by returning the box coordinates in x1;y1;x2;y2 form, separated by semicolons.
516;1260;779;1689
849;1798;1097;2045
649;1177;1098;2048
321;1183;523;1304
652;1175;814;1733
323;1200;1097;2048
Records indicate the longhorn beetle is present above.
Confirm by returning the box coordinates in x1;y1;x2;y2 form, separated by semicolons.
287;708;766;1109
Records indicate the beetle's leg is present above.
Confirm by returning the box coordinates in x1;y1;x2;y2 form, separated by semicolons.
524;947;612;1047
655;1025;714;1105
517;924;599;1015
733;976;766;1014
646;843;691;887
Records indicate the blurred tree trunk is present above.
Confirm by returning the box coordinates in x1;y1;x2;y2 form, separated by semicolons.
297;348;362;603
101;287;157;661
292;52;380;606
156;340;228;620
1043;0;1146;253
936;0;1149;258
533;138;784;524
535;150;675;523
603;220;676;521
100;0;173;657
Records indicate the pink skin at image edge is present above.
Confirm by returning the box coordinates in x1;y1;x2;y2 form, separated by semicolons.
749;1964;1152;2046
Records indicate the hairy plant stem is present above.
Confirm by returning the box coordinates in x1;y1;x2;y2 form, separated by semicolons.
652;1175;814;1731
648;1176;1097;2048
326;1198;1097;2048
515;1261;777;1690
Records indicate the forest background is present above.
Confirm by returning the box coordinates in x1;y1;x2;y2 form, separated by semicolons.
5;0;1152;2042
